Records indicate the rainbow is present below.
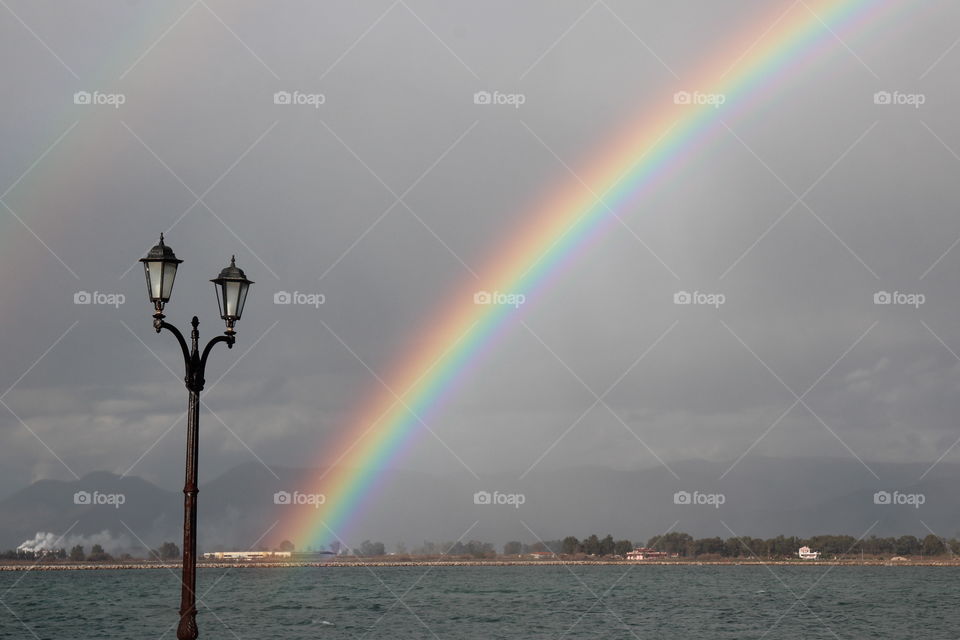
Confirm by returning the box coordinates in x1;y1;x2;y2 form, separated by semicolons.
289;0;896;548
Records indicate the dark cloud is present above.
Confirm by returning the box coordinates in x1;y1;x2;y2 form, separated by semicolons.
2;0;960;518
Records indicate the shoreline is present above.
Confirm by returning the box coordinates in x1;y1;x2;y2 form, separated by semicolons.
2;559;957;571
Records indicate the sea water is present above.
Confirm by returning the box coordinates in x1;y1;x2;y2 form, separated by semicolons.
0;565;954;639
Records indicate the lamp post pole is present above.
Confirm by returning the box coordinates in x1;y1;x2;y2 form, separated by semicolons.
182;324;201;640
155;315;233;640
139;236;252;640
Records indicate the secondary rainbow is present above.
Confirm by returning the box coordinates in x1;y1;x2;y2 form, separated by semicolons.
285;0;896;548
0;2;204;293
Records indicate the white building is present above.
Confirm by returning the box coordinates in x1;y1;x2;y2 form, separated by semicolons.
202;551;292;560
797;546;820;560
626;548;669;560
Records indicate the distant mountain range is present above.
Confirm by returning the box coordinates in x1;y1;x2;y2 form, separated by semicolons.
2;457;956;553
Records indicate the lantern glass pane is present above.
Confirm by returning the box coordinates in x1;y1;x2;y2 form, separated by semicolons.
161;262;178;301
235;282;249;319
224;281;241;318
214;282;225;319
146;262;164;301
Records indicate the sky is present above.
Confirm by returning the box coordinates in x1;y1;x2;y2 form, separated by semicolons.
2;0;960;522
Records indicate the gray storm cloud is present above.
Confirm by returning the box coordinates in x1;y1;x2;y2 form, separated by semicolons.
1;1;960;544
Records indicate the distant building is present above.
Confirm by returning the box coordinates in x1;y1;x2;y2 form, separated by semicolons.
626;547;669;560
202;551;292;560
202;550;339;561
528;551;556;559
797;546;820;560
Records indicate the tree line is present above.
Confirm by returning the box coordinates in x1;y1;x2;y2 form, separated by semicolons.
1;541;181;562
337;532;958;559
4;531;957;561
502;532;957;559
411;532;960;559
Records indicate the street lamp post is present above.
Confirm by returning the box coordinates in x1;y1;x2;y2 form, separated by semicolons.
139;234;253;640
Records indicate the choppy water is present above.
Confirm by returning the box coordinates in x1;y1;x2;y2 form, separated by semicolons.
0;565;956;639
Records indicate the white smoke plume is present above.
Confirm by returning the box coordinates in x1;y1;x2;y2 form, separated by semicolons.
17;530;134;555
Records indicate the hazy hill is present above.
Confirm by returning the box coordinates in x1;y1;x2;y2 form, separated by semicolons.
1;457;955;553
